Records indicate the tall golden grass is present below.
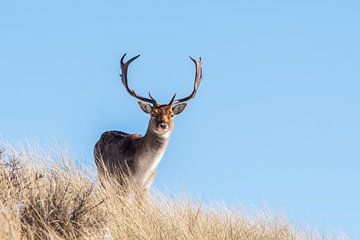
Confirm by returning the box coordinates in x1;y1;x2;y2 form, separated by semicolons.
0;142;346;240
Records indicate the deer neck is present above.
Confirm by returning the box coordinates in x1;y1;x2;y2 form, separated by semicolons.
139;127;170;163
142;129;170;154
134;128;170;183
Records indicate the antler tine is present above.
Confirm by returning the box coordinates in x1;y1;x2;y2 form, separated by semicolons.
172;56;203;105
120;54;157;105
168;93;177;105
148;92;158;105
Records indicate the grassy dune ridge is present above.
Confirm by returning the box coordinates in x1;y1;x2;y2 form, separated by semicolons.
0;142;346;240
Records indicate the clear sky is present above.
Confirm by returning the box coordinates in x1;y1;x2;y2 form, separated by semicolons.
1;0;359;237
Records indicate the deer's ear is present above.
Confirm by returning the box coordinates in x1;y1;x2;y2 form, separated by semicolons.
138;101;152;114
173;103;188;115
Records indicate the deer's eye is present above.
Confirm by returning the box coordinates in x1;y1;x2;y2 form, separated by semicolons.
170;114;174;118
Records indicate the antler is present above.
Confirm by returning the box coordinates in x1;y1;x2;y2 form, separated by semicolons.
169;56;203;105
120;54;158;105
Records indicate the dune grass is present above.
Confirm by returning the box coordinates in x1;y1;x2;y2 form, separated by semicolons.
0;142;346;240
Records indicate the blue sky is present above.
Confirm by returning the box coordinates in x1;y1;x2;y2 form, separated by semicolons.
1;0;359;237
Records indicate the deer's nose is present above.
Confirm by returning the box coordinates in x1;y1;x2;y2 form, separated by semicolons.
159;122;168;130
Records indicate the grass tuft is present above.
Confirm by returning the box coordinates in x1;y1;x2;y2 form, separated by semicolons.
0;143;346;240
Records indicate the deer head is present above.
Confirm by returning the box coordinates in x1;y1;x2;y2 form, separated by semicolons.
120;54;203;138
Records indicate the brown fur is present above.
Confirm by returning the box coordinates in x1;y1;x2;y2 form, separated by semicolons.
94;104;184;195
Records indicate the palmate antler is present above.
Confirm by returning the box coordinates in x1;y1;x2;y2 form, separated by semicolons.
169;56;203;105
120;54;158;105
120;54;203;106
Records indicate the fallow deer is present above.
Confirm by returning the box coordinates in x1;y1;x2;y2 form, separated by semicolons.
94;54;204;197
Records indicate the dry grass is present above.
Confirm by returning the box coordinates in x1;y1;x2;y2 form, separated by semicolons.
0;143;346;240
